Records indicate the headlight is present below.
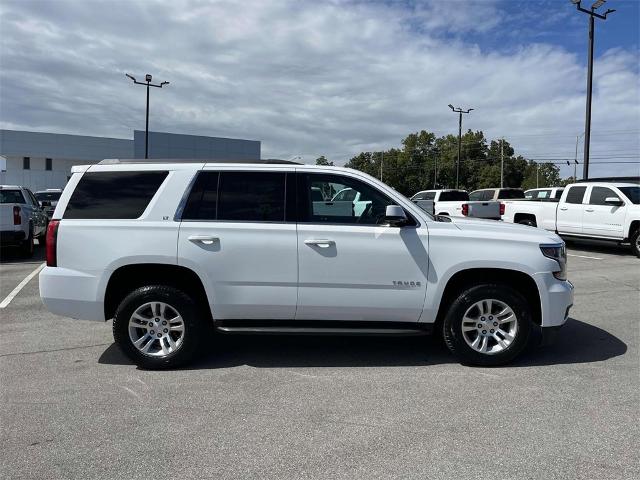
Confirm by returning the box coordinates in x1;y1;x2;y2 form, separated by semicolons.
540;243;567;280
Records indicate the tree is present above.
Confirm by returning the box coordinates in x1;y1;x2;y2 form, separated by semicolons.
521;161;562;190
315;156;333;166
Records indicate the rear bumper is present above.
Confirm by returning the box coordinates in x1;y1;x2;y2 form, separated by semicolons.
533;272;574;328
0;230;26;245
39;266;105;321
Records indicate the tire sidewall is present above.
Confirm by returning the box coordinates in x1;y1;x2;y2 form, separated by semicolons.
113;285;203;369
443;284;532;366
631;229;640;258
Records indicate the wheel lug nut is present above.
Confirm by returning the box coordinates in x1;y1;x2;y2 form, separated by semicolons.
482;330;487;334
157;333;162;338
163;328;168;333
477;324;482;328
493;322;498;327
162;321;167;326
490;329;494;333
489;316;493;320
480;317;485;321
150;330;155;335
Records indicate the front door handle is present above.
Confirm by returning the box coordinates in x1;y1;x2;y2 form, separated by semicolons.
304;239;335;248
188;235;219;245
585;208;594;212
559;207;568;211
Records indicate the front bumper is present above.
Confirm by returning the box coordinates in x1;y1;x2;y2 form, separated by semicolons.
532;272;574;328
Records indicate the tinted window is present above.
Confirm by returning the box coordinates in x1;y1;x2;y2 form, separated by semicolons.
301;173;413;226
0;190;25;204
64;171;168;219
181;171;219;220
553;189;564;199
564;186;587;204
218;172;285;222
589;187;619;206
46;158;52;171
23;157;30;170
439;191;469;202
469;190;485;201
619;186;639;205
498;189;525;199
35;191;62;201
418;192;437;201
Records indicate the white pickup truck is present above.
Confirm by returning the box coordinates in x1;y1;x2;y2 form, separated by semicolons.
410;189;502;220
1;185;48;257
40;160;573;369
502;181;640;257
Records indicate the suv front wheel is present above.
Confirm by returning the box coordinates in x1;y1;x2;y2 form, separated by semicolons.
113;285;205;369
442;283;532;366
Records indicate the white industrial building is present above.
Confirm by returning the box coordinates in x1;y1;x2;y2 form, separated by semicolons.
0;129;261;191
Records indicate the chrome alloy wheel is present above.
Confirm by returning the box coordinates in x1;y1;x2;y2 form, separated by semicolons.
461;299;518;355
128;302;185;357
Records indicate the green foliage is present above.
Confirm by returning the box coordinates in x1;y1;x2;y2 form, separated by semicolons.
315;156;334;166
341;130;563;196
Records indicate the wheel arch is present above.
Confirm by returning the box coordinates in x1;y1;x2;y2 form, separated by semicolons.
433;268;542;330
628;220;640;240
104;263;211;322
514;213;537;225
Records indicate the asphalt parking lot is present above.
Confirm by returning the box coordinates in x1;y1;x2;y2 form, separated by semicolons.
1;240;638;480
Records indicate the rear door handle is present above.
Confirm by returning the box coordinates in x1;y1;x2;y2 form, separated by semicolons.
188;235;219;245
585;208;594;212
559;207;568;211
304;239;335;248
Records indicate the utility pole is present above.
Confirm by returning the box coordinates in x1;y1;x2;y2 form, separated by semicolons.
570;0;615;179
500;139;504;188
574;132;584;180
536;164;540;188
126;73;170;159
448;104;474;189
379;151;384;181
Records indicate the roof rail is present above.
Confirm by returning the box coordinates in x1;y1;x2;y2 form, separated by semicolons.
98;158;302;165
574;176;639;184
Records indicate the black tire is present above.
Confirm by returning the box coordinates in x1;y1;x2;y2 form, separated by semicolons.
630;228;640;258
113;285;206;369
20;227;34;258
442;283;532;366
517;218;537;227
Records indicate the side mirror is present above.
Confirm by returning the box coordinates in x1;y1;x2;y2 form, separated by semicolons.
383;205;408;227
604;197;623;207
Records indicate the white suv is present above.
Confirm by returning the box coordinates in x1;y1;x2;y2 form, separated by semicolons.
40;160;574;369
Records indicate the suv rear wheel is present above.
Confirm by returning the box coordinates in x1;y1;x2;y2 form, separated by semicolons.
113;285;205;369
442;283;532;366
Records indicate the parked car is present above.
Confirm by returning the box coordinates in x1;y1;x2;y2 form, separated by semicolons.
1;185;48;257
502;182;640;257
34;189;63;219
410;189;502;220
40;160;573;369
525;187;564;201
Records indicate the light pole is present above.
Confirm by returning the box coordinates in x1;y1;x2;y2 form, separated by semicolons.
126;73;170;159
574;132;584;179
570;0;615;179
448;104;474;189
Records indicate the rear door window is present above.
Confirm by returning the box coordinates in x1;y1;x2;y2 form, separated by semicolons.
469;190;486;201
564;186;587;204
64;171;168;219
217;172;286;222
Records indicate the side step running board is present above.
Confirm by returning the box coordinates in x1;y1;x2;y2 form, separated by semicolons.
215;326;429;336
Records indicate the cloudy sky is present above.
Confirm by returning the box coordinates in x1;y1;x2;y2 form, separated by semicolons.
1;0;638;176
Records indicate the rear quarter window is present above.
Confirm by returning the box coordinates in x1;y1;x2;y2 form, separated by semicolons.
0;190;26;204
498;189;525;199
63;171;168;219
439;191;469;202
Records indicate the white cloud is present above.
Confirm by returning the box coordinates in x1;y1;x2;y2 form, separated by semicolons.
0;0;638;176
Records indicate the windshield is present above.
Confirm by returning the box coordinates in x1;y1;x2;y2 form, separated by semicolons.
35;191;62;201
619;186;640;204
0;190;26;204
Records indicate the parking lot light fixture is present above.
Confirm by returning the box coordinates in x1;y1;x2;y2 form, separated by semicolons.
125;73;170;159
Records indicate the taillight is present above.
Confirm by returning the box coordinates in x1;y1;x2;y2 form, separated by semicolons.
461;204;469;216
46;220;60;267
13;206;21;225
499;203;505;215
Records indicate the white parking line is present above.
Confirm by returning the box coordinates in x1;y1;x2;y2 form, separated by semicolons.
0;263;45;309
567;253;603;260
